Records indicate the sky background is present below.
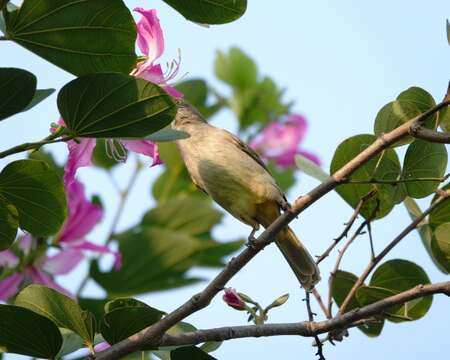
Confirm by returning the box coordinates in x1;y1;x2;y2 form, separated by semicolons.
1;0;449;359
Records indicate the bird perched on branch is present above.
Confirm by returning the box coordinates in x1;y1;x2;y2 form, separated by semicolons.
172;100;320;290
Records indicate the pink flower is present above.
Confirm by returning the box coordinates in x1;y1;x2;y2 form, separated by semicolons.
223;288;246;310
132;7;183;99
58;8;179;180
0;175;120;302
56;175;121;270
58;119;162;186
250;114;320;169
0;235;77;301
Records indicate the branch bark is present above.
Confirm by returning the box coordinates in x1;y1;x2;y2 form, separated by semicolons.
409;123;450;143
156;281;450;347
92;93;450;360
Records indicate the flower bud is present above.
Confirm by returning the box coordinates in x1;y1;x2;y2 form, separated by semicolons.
222;288;246;310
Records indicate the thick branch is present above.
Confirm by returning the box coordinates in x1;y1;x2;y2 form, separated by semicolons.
338;192;450;314
157;281;450;347
92;94;450;360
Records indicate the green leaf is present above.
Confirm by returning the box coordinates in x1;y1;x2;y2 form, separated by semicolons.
57;329;85;358
142;196;222;236
368;259;432;322
331;270;360;311
403;197;447;273
439;105;450;132
163;0;246;24
145;128;190;142
374;87;436;146
174;79;222;120
402;140;447;198
171;346;217;360
0;304;62;358
22;88;55;112
0;159;66;236
0;67;36;121
58;73;176;138
5;0;136;76
429;183;450;229
215;47;257;91
295;154;329;182
14;285;95;347
28;149;64;178
0;195;18;250
101;298;164;345
176;79;208;108
430;223;450;273
90;228;204;297
331;270;384;336
330;134;402;219
356;286;403;318
234;76;288;129
92;194;239;296
199;341;222;354
152;142;203;203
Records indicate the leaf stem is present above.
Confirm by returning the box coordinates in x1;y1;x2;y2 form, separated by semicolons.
0;136;72;159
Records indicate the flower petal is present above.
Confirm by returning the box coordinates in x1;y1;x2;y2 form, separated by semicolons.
59;179;103;242
121;140;163;166
286;113;308;144
18;233;34;255
68;241;122;271
62;183;103;241
41;249;84;275
25;267;72;297
223;288;245;309
64;138;96;185
0;249;19;268
298;149;321;166
134;7;164;62
0;273;22;301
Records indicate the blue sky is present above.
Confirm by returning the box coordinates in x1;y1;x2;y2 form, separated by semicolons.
1;1;449;359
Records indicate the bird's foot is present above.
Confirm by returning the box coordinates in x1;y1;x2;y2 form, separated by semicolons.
246;235;257;249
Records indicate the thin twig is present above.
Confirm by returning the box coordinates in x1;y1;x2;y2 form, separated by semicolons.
305;291;326;360
338;192;450;314
311;288;331;319
92;94;450;360
75;159;143;297
367;222;375;260
316;190;375;265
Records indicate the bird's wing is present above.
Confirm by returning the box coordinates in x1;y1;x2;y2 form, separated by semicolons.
223;129;288;204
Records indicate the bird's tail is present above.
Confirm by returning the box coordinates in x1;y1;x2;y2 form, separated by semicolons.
275;226;321;290
256;201;320;290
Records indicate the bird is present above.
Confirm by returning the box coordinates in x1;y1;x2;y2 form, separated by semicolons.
171;100;320;290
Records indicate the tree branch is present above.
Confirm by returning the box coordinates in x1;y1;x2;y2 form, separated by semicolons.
409;124;450;143
338;192;450;314
92;93;450;360
156;281;450;347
